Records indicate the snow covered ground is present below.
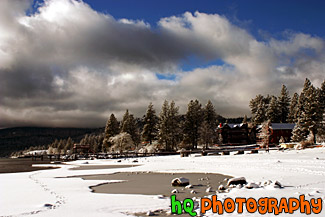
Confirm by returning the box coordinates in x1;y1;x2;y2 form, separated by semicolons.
1;147;325;217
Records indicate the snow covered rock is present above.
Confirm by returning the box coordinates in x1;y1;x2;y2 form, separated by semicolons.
272;181;282;188
185;185;193;189
245;182;260;189
171;177;189;186
218;184;226;191
44;203;54;208
206;187;212;192
171;189;179;194
190;190;197;194
227;177;247;186
236;184;243;189
146;211;154;216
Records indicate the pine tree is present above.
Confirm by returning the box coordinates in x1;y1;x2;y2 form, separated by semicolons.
141;102;158;144
169;100;181;150
103;113;120;148
158;100;170;151
157;100;180;151
317;80;325;141
278;85;291;123
291;78;320;142
199;100;217;149
183;99;203;149
121;113;140;147
242;115;248;124
65;137;74;152
120;110;130;132
266;95;280;122
250;95;268;124
287;93;299;123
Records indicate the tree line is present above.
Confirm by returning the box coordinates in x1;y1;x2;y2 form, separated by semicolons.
249;78;325;143
103;100;221;152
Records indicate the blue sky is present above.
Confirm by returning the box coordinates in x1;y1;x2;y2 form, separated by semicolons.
82;0;325;38
81;0;325;74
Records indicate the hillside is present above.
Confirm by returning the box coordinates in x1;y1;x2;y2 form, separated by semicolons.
0;127;103;157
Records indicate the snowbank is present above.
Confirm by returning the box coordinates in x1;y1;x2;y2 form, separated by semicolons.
1;148;325;216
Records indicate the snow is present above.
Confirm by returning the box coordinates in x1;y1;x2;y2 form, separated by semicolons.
1;148;325;216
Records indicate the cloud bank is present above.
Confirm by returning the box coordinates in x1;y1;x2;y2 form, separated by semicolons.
0;0;324;127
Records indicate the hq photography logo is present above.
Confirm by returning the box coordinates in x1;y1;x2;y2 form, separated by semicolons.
170;194;323;216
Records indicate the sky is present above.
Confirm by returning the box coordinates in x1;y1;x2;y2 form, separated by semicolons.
0;0;324;128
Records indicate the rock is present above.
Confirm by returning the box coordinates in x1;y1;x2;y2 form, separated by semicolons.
222;151;230;155
171;189;179;194
274;181;282;188
236;184;242;189
132;159;138;163
44;203;53;208
185;185;193;189
234;150;244;155
171;177;190;187
218;184;226;191
146;211;154;216
245;182;260;189
263;180;272;186
190;190;197;194
206;187;212;192
227;177;247;186
117;160;122;163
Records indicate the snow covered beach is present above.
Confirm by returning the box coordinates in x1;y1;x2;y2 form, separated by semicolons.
1;147;325;217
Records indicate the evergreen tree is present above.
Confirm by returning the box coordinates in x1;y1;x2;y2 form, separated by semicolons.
317;80;325;141
120;110;130;132
278;85;291;123
65;137;74;152
287;93;299;123
183;99;203;149
250;95;269;124
266;95;280;122
199;100;217;148
291;78;319;142
121;113;140;147
242;115;248;124
158;100;180;151
169;100;181;150
158;100;170;151
141;103;158;144
103;113;119;149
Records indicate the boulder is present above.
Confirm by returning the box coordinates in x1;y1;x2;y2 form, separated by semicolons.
218;184;226;191
245;182;260;189
222;151;230;155
146;211;154;216
206;187;212;192
171;177;190;187
234;150;244;155
227;177;247;186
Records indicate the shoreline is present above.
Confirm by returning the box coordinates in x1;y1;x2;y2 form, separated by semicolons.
0;158;59;174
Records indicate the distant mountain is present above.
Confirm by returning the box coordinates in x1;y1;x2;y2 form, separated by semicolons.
0;127;103;157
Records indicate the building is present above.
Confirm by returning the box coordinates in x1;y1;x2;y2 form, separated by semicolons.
218;123;251;145
256;123;295;146
73;144;90;154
